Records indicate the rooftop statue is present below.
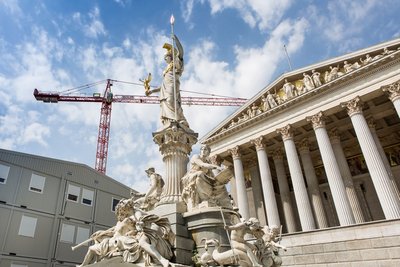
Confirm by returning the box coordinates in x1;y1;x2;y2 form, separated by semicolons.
74;199;174;267
181;144;233;211
146;34;189;131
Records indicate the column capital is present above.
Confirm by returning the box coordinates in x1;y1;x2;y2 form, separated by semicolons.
341;96;363;116
251;136;265;151
272;148;284;160
209;155;222;166
276;124;293;141
329;127;341;143
366;116;376;130
307;111;326;129
229;146;241;159
297;138;310;152
382;80;400;102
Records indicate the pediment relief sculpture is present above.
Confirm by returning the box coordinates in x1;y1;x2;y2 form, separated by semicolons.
216;45;400;136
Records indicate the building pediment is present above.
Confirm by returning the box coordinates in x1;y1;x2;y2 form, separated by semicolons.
201;38;400;144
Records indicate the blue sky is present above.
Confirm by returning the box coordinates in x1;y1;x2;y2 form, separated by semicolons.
0;0;399;192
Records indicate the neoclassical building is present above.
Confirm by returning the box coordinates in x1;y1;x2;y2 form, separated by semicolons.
201;38;400;235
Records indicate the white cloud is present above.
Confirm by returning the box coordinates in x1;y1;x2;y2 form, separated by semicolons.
0;0;22;17
181;18;308;137
20;123;51;146
85;7;107;38
72;7;107;39
307;0;382;51
206;0;293;30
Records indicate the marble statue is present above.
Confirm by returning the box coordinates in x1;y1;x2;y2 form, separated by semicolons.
147;34;189;130
282;79;295;100
229;119;237;128
302;73;315;91
200;219;287;267
251;103;261;117
247;107;254;118
343;60;361;73
261;95;270;111
76;199;174;267
181;144;233;211
132;167;164;211
267;92;278;108
200;218;267;267
325;65;342;82
254;225;287;267
360;54;373;65
311;69;322;87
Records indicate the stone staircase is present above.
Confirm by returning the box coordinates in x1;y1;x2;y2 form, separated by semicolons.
280;219;400;266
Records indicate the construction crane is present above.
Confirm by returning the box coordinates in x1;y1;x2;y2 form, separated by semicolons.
34;79;247;174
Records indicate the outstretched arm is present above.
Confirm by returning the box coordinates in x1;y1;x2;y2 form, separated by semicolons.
191;155;220;170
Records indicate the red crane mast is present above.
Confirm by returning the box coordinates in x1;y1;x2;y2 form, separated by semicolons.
34;79;247;174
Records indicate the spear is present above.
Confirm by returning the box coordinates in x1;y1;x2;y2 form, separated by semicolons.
170;14;178;121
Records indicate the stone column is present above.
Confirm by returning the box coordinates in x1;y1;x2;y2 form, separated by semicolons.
329;128;365;223
367;118;400;199
307;112;355;226
382;80;400;117
251;137;280;227
229;146;250;220
297;138;329;228
153;125;198;204
248;165;267;226
277;125;316;231
342;97;400;219
152;124;198;265
272;149;297;233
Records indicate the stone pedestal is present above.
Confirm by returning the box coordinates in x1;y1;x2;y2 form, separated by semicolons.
153;203;195;265
183;207;240;256
152;122;198;204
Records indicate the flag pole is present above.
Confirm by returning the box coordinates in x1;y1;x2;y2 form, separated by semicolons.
170;14;178;121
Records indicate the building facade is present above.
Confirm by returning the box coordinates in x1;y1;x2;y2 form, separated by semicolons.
201;38;400;265
202;39;400;232
0;149;131;267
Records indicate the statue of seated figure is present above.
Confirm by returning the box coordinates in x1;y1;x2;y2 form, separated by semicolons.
181;144;233;211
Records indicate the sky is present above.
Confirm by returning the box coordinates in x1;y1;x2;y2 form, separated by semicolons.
0;0;399;193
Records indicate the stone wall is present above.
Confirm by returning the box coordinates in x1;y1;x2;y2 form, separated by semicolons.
280;219;400;266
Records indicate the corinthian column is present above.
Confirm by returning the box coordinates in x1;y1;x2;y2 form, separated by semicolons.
272;149;297;233
329;128;365;223
342;97;400;219
229;146;250;220
153;125;198;204
251;137;280;227
382;80;400;117
307;112;355;226
277;125;316;231
367;118;400;199
297;138;329;228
